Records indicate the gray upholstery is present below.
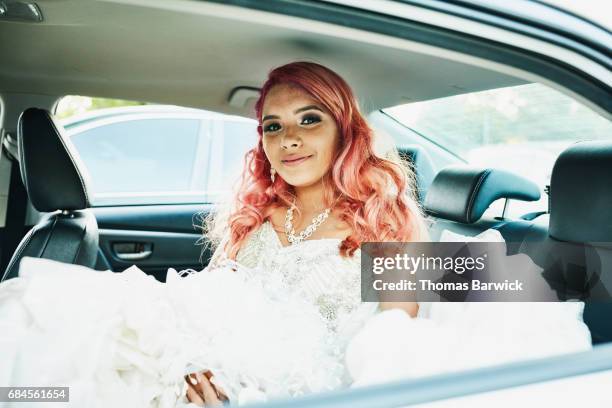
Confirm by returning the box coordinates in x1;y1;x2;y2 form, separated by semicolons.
546;141;612;344
424;142;612;344
424;166;540;224
1;108;99;281
18;108;91;212
549;141;612;244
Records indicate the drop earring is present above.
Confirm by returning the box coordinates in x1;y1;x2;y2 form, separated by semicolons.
270;168;276;183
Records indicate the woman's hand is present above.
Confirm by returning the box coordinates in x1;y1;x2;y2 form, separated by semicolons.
185;370;229;406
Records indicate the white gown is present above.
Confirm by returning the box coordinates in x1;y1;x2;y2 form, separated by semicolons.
0;223;593;407
0;221;379;407
345;228;593;388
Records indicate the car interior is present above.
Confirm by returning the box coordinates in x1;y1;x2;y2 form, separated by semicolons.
0;0;610;359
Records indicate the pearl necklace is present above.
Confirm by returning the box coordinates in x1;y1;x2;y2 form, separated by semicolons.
284;203;331;245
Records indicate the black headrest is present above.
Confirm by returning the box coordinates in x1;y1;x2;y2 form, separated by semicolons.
424;166;540;224
397;145;436;204
550;141;612;243
18;108;91;212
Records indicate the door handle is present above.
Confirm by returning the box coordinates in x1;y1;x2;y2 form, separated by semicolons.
112;242;153;261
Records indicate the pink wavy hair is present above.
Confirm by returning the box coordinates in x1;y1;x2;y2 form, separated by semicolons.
211;61;428;259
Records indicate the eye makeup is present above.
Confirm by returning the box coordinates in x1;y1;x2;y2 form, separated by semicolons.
300;114;322;125
263;117;322;135
263;122;281;133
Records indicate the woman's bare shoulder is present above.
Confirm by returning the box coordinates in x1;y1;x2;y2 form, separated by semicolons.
267;207;286;233
324;213;352;240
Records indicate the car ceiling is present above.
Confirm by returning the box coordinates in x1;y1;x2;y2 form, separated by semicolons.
0;0;526;118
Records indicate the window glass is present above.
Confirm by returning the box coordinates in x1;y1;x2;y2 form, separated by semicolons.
70;118;201;194
384;83;611;217
56;96;258;206
205;121;258;201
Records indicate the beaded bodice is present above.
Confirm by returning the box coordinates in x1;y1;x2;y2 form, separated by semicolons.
211;221;379;339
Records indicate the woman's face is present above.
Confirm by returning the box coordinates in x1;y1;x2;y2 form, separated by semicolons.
261;84;340;188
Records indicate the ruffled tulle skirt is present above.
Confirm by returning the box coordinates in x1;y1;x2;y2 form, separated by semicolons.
0;254;596;407
347;303;593;387
0;257;346;407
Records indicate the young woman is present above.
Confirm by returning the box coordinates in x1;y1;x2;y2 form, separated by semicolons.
0;62;591;407
0;61;429;408
186;61;429;405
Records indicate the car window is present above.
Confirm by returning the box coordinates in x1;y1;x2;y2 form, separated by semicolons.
383;83;612;217
205;120;260;202
70;118;202;194
56;97;258;206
